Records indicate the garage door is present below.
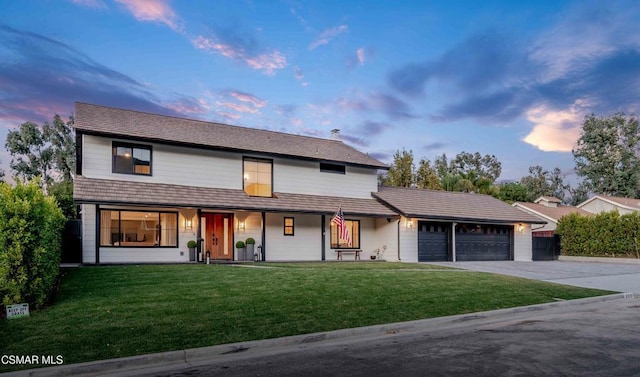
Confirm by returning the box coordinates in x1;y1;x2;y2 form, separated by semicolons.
455;224;511;261
418;222;449;261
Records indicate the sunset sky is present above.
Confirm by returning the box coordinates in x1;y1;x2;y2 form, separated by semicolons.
2;0;640;182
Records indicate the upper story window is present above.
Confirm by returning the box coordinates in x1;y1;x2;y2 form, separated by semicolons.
243;157;272;197
320;162;346;174
112;142;152;175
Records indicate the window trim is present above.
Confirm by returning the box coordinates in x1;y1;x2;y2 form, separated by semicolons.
320;162;346;175
330;219;360;249
112;141;153;176
99;209;179;248
242;157;274;197
284;217;295;236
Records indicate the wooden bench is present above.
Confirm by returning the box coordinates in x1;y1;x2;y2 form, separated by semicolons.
335;249;362;260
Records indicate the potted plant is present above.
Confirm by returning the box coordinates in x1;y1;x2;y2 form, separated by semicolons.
246;237;256;261
235;240;246;261
187;240;197;261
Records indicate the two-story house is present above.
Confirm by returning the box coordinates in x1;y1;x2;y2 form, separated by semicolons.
73;103;542;264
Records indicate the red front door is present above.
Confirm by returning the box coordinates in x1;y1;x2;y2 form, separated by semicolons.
202;214;233;260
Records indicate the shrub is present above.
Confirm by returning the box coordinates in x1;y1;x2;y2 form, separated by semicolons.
245;237;255;245
0;180;65;309
556;210;640;258
235;241;245;249
187;240;197;249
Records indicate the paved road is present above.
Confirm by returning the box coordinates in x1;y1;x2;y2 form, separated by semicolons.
429;260;640;293
103;295;640;377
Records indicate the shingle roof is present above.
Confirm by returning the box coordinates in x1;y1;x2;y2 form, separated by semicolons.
74;103;387;169
372;186;545;224
535;196;562;204
74;176;397;217
591;195;640;210
513;202;592;223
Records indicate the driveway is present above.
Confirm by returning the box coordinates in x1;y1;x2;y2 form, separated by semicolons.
429;260;640;293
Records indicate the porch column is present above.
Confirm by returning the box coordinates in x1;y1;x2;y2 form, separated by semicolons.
321;215;326;261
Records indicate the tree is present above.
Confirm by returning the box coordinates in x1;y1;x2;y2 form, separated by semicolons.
0;159;4;182
573;113;640;198
380;148;414;187
493;181;528;203
415;158;441;190
519;165;569;202
5;114;75;193
434;152;502;193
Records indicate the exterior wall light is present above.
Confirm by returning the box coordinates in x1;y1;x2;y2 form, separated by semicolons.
184;218;192;229
518;224;525;233
238;221;246;231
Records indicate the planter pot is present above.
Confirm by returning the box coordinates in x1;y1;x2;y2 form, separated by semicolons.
188;247;196;261
246;244;255;261
236;248;246;261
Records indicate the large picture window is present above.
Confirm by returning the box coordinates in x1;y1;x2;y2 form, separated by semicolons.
330;220;360;249
113;142;152;175
100;210;178;247
243;157;272;197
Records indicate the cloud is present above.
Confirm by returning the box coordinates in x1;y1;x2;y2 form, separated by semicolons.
164;96;211;116
0;24;174;127
523;100;587;152
115;0;181;31
335;91;415;120
218;102;260;114
386;2;640;132
309;24;348;50
71;0;107;9
228;91;267;108
356;47;366;65
192;31;287;75
423;142;448;151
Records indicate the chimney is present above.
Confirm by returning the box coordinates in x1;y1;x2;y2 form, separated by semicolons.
330;129;341;140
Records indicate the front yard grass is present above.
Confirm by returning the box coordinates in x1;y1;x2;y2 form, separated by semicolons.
0;263;613;371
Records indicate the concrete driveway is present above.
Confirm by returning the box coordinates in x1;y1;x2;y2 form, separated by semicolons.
429;260;640;293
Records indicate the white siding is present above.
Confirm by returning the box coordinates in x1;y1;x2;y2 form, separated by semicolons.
82;135;241;189
373;218;399;262
82;135;379;198
81;204;96;264
581;199;634;215
398;217;418;262
274;158;378;198
265;213;321;261
233;212;262;260
321;217;381;261
513;224;533;261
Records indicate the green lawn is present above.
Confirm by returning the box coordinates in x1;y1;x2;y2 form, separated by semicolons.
0;263;613;371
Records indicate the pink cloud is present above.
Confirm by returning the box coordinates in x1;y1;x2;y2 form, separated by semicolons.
523;101;587;152
115;0;181;31
192;35;287;75
228;91;267;108
215;111;241;120
309;25;348;50
357;47;366;65
218;102;260;114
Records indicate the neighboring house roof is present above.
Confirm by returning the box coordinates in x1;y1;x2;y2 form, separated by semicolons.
372;186;545;224
578;195;640;211
74;103;387;169
513;202;591;224
74;176;397;217
536;196;562;204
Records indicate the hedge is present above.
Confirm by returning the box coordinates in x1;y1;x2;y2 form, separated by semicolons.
0;180;66;310
556;211;640;258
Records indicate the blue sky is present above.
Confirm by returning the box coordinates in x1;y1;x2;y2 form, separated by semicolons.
2;0;640;182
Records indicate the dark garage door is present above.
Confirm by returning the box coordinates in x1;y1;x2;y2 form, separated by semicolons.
418;222;450;261
455;224;511;261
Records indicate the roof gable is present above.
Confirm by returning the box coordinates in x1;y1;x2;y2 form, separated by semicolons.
74;103;387;169
373;186;545;224
513;202;591;223
578;195;640;211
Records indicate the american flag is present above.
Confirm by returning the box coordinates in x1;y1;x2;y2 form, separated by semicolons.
331;206;351;246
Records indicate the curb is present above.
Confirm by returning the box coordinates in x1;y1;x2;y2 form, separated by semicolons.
558;256;640;264
5;293;639;377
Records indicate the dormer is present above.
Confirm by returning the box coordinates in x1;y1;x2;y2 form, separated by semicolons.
534;196;562;208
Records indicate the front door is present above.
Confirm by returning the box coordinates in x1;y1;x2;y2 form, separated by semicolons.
202;214;233;260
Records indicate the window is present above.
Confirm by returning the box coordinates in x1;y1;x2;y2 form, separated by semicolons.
243;158;272;197
99;210;178;247
112;142;152;175
330;220;360;249
284;217;294;236
320;163;345;174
